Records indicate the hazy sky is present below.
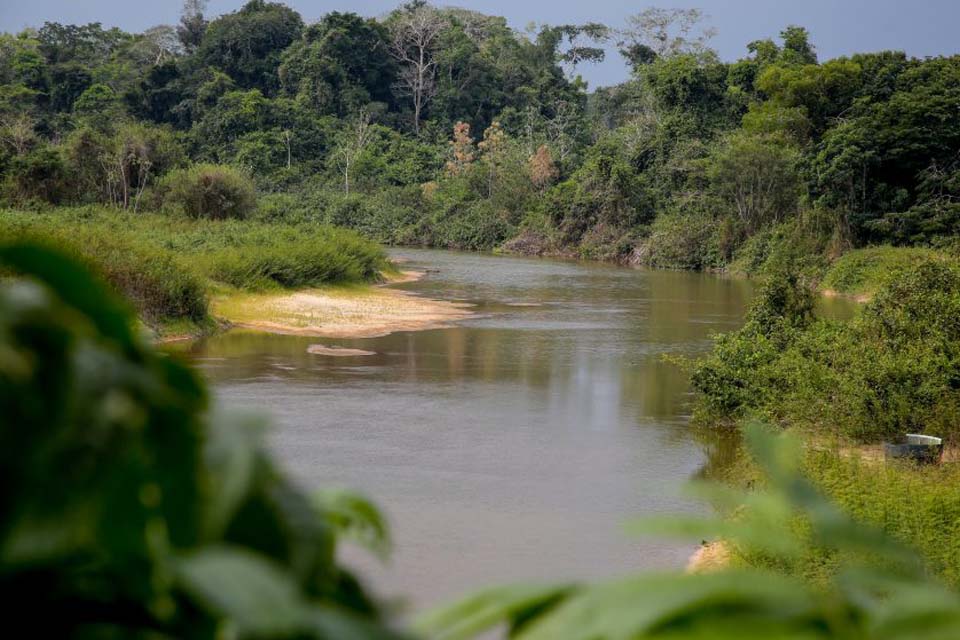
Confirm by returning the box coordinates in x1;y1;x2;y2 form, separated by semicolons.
2;0;958;87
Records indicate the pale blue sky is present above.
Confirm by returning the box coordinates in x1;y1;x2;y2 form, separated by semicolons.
2;0;957;87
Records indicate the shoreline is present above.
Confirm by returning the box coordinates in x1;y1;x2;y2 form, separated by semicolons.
207;269;474;340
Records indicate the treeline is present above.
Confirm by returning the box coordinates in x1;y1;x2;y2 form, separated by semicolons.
1;1;959;267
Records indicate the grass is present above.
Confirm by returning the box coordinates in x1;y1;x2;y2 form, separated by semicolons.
717;441;960;589
696;256;960;589
0;206;392;333
821;246;943;297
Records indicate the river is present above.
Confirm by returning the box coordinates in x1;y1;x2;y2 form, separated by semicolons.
185;249;797;611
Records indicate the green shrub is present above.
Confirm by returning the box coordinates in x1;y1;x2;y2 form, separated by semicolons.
822;246;941;296
693;259;960;444
2;145;68;205
639;212;725;270
158;163;257;220
202;239;368;289
730;212;841;281
431;200;512;251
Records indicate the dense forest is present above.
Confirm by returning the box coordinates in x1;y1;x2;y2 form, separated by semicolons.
2;0;958;269
6;2;960;638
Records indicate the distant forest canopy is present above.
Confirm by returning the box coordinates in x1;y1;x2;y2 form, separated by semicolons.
2;0;959;266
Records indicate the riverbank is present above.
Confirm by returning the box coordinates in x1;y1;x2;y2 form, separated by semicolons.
0;207;396;339
689;254;960;588
209;270;474;339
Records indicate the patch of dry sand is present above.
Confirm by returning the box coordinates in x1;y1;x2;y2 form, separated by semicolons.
212;271;473;339
686;541;731;574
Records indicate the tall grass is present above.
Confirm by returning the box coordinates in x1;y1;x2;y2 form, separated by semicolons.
0;215;208;324
0;207;392;324
718;443;960;589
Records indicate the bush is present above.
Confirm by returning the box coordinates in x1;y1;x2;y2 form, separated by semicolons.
637;212;725;270
693;258;960;444
430;200;512;251
158;163;256;220
200;234;381;289
822;246;940;296
730;210;843;281
2;145;68;205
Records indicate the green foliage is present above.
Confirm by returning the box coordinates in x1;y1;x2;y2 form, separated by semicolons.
706;131;801;234
316;489;392;562
822;246;940;296
693;257;960;444
158;163;257;220
429;199;512;251
729;210;842;281
0;210;208;324
638;212;725;270
279;12;396;117
419;424;960;639
199;228;386;290
198;0;304;94
2;145;68;205
813;56;960;242
0;243;402;638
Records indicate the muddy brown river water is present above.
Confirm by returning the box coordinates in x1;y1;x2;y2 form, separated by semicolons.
184;248;852;612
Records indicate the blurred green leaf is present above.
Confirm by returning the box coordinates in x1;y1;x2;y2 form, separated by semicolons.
202;412;263;541
0;243;135;350
515;571;827;640
316;488;392;562
175;545;306;638
417;583;575;640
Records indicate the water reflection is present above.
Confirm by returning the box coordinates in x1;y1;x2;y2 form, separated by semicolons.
185;250;761;609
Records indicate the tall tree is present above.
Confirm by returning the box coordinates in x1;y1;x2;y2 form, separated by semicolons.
197;0;303;94
177;0;208;52
388;3;446;134
333;107;374;193
617;8;716;70
279;12;395;117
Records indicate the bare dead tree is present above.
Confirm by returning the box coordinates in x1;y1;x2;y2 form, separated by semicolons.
334;108;374;194
389;5;446;135
142;25;182;65
177;0;208;52
617;7;716;65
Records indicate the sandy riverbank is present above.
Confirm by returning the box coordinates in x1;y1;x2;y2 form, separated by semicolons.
210;270;474;339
